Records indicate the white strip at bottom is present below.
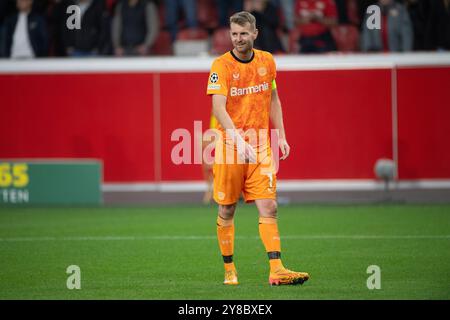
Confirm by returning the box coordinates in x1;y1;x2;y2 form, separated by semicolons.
102;180;450;192
1;235;449;242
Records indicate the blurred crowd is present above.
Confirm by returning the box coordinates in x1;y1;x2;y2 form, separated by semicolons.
0;0;449;59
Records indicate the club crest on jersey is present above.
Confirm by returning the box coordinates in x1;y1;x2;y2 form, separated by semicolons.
258;67;267;76
210;72;219;83
232;73;240;80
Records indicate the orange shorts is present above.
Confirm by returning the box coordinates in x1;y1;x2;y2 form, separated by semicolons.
213;145;277;205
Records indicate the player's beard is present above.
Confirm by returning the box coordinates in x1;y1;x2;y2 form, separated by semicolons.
234;41;252;55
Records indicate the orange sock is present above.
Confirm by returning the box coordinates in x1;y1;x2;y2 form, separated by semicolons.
259;217;284;272
217;215;235;270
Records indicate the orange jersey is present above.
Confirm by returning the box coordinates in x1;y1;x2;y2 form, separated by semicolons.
206;49;276;148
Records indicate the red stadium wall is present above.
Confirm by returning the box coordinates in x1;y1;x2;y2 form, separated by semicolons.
396;67;450;179
159;72;212;181
1;63;449;182
275;69;393;179
0;73;155;182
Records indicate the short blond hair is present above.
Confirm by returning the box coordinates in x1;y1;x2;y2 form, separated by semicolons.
229;11;256;30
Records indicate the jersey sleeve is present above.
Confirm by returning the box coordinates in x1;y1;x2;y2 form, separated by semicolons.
206;58;229;96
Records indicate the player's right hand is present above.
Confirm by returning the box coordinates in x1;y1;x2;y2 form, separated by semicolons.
243;142;257;164
236;138;257;164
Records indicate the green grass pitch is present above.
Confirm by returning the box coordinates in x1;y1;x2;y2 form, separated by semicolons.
0;204;449;300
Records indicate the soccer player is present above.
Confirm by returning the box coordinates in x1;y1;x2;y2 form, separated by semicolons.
206;11;310;286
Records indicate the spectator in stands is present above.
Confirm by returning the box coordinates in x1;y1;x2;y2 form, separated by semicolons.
112;0;159;56
1;0;48;58
216;0;243;27
0;0;16;22
165;0;197;41
245;0;285;53
63;0;109;57
0;1;14;57
105;0;118;13
404;0;426;50
47;0;69;56
259;0;296;32
424;0;450;51
334;0;359;25
278;0;295;31
360;0;413;52
294;0;338;53
32;0;51;14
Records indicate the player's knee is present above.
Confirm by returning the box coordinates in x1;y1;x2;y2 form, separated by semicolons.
219;204;236;219
260;201;278;218
268;202;278;218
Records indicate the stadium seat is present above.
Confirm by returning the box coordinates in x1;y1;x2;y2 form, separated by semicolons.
174;28;209;56
210;27;232;55
331;24;360;52
151;31;173;56
176;28;209;40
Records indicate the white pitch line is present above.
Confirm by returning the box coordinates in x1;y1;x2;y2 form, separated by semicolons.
0;235;449;242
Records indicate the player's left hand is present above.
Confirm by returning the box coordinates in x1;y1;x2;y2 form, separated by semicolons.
279;139;290;160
